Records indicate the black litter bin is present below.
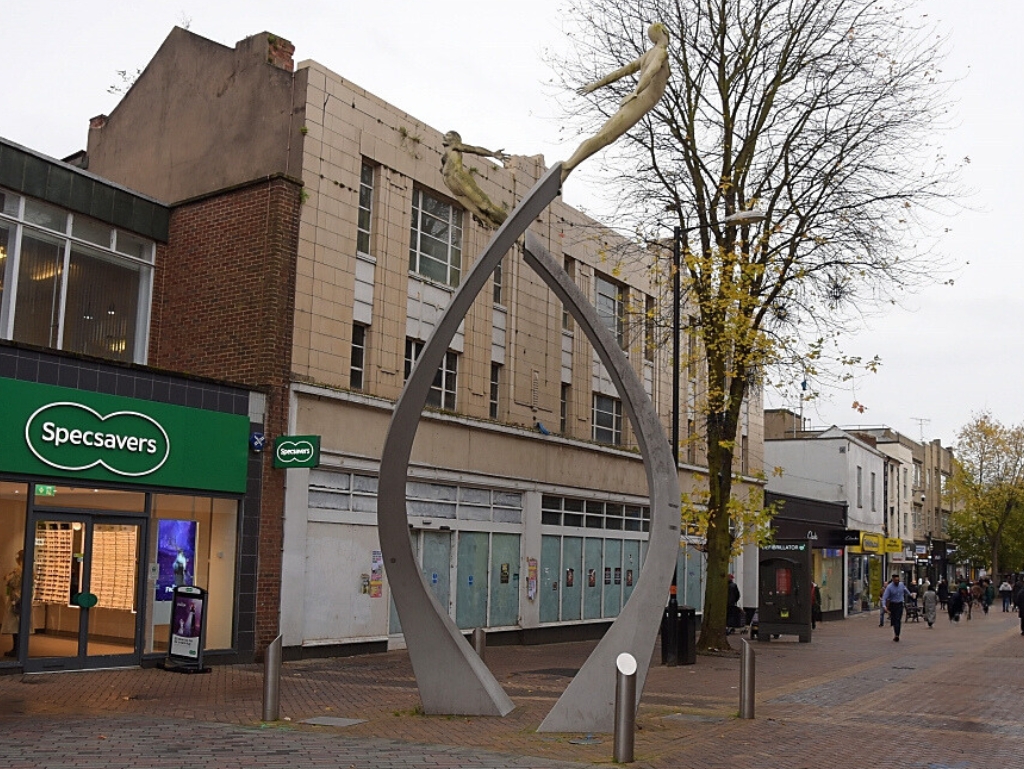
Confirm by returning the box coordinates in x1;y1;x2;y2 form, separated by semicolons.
678;605;696;665
661;604;697;665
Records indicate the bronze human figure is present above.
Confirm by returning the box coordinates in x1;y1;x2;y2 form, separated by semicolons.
561;23;670;182
441;131;509;229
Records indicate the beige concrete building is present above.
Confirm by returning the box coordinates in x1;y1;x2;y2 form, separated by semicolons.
84;28;764;655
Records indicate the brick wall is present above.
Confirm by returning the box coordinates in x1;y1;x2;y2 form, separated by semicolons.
151;175;302;654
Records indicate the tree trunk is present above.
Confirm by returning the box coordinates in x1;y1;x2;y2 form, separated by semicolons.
696;415;737;652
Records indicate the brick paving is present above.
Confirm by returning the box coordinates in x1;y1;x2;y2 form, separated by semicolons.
2;609;1023;768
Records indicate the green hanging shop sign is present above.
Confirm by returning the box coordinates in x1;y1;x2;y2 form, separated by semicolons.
0;377;249;493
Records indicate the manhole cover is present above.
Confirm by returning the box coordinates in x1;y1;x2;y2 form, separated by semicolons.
301;716;367;727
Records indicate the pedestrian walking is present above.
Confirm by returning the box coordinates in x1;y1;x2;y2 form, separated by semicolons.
879;577;891;627
1000;579;1013;612
922;584;938;628
882;573;912;642
948;588;965;622
1016;585;1024;635
811;581;823;630
937;578;949;611
726;574;743;635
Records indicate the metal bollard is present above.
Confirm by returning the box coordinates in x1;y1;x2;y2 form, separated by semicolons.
262;634;283;722
739;638;755;719
613;652;637;763
472;627;486;661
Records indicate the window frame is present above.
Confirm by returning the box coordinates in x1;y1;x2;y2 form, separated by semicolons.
357;161;375;256
595;273;625;348
350;323;367;390
0;187;153;363
405;338;458;411
489;362;501;419
409;188;463;288
592;393;623;445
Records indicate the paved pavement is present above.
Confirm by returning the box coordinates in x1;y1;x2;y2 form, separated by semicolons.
2;608;1023;768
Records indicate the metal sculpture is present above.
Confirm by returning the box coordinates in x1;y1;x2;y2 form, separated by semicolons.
376;166;561;716
378;163;679;731
377;22;676;728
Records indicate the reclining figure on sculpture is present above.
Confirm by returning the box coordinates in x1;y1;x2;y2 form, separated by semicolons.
441;130;510;230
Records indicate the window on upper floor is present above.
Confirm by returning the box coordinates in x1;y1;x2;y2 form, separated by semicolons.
357;161;375;255
404;338;458;411
560;383;571;434
489;362;501;419
870;472;876;511
593;393;623;445
0;188;153;364
644;295;655;361
856;465;863;508
409;188;463;287
562;256;576;331
351;323;367;390
595;273;625;348
687;315;699;380
492;257;504;305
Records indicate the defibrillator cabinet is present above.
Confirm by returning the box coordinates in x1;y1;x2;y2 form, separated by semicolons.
758;542;812;643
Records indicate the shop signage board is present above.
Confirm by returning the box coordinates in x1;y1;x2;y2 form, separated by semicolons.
273;434;321;468
0;377;249;493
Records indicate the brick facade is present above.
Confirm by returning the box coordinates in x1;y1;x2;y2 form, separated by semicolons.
151;175;302;652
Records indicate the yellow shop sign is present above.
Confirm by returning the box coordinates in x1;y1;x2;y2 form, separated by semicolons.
860;532;883;553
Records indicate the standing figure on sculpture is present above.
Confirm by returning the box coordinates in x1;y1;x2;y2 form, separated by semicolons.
561;23;670;182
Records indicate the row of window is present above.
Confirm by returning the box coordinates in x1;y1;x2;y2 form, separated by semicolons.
355;160;646;445
307;473;652;535
348;318;628;445
541;494;650;533
0;187;154;363
308;470;525;524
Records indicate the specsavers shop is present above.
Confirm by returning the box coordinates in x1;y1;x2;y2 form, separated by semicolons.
0;345;261;672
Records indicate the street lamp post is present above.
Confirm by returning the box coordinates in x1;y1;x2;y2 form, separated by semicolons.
661;209;764;666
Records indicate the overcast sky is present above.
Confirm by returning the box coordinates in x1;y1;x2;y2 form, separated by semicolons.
6;1;1022;447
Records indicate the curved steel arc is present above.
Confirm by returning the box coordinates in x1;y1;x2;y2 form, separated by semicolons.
523;232;681;733
376;165;563;716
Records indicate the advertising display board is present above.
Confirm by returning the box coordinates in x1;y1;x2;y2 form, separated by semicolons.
155;520;198;602
164;585;208;673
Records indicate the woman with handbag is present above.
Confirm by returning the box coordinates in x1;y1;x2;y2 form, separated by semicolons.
2;550;24;657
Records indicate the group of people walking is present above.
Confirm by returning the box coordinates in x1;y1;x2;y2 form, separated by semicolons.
881;573;1024;641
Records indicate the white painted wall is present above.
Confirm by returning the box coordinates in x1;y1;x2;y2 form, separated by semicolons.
765;429;887;534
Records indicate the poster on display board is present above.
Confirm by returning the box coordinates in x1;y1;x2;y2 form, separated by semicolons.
164;585;208;672
155;520;197;601
369;550;383;598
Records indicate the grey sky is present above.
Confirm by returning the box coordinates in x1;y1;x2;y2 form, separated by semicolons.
6;0;1021;446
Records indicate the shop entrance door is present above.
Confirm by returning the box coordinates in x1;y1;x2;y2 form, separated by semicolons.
24;513;145;672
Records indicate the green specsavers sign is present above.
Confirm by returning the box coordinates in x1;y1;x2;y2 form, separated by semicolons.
273;435;320;469
0;377;249;493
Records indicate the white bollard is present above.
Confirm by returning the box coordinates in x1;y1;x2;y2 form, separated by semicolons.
613;652;637;763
